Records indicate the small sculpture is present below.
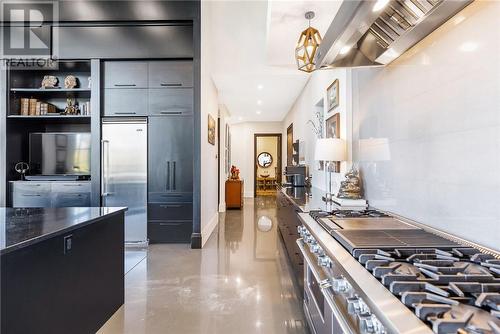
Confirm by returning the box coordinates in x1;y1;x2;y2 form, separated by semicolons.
64;98;79;115
230;165;240;180
64;75;78;89
337;166;363;199
41;75;58;88
15;162;29;181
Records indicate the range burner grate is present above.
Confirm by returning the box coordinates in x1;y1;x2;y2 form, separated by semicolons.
355;247;500;334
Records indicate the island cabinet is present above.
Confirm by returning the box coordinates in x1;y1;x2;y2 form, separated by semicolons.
225;179;244;209
0;208;125;334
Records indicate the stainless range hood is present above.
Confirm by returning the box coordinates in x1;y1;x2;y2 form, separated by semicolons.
315;0;473;68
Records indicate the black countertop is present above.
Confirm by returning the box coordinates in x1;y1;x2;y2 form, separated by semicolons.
281;186;329;212
0;207;126;255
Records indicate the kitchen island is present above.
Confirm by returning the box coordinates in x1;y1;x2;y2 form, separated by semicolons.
0;207;126;334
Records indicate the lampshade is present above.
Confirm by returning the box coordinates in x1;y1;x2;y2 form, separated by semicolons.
314;138;346;162
295;11;322;73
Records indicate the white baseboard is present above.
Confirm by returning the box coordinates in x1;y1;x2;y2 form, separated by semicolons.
218;202;226;212
202;212;219;247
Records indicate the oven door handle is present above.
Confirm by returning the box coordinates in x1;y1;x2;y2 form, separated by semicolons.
296;238;329;286
297;238;356;334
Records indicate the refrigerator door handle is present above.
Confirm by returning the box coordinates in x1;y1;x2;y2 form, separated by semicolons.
172;161;176;190
166;161;170;191
101;140;110;197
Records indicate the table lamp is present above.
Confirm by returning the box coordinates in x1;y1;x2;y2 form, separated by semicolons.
314;138;347;202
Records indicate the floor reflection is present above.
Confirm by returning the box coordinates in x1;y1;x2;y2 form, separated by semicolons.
98;196;307;334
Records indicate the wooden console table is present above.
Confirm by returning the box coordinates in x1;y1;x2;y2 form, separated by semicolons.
225;179;244;209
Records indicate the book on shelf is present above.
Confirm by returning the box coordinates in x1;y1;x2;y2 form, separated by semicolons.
28;98;37;116
20;98;29;115
35;102;41;116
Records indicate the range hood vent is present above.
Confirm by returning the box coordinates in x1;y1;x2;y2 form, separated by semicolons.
315;0;472;68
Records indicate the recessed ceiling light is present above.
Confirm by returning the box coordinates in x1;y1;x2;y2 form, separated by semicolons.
257;100;262;105
373;0;390;12
238;116;243;121
257;84;263;90
256;110;262;115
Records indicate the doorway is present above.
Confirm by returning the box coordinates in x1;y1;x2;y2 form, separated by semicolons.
254;134;282;197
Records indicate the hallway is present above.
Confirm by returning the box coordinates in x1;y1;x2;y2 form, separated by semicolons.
98;197;307;334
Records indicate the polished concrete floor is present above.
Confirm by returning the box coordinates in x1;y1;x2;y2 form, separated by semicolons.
98;197;307;334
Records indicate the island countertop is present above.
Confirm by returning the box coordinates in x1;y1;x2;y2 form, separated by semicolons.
0;207;126;255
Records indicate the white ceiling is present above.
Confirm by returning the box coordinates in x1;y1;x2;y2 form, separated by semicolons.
205;0;342;123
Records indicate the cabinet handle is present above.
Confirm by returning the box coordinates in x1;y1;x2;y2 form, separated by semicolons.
166;161;170;191
172;161;176;191
114;84;136;87
63;184;82;187
160;83;182;87
159;223;182;226
22;194;41;197
114;112;137;115
159;204;182;208
159;111;183;115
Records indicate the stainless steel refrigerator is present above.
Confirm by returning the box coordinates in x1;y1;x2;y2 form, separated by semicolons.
102;118;147;244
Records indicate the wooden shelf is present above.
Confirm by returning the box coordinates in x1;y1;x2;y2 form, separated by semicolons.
11;88;91;93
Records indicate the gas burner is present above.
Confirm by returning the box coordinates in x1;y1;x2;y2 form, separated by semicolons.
330;209;392;219
355;245;500;333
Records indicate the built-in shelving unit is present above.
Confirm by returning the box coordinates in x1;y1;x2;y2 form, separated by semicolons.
4;60;96;206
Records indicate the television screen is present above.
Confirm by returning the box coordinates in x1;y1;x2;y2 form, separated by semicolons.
29;133;91;175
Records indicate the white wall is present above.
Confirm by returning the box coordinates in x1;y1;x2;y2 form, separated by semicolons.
282;68;351;193
352;1;500;251
218;104;231;212
230;121;282;197
200;0;220;246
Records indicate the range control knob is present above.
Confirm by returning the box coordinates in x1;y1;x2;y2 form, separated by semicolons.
359;314;375;333
358;314;385;334
332;277;351;293
318;255;332;268
347;297;361;315
310;243;323;255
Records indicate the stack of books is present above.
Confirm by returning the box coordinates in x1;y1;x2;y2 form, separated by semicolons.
19;98;56;115
40;103;56;115
331;196;368;211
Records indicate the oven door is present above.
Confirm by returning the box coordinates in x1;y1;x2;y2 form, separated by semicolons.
297;239;355;334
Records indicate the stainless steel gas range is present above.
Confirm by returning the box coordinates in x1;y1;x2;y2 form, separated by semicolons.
297;210;500;334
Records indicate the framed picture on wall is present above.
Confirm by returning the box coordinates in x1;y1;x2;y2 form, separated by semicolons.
208;114;216;145
326;113;340;171
327;79;339;112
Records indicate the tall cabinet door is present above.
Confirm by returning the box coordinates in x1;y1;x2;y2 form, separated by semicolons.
148;115;193;197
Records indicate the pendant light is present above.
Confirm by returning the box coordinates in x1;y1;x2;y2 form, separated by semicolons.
295;11;322;73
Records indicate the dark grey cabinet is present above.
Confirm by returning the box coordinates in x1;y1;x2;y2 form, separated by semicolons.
104;62;148;88
148;61;193;88
148;116;193;243
149;89;193;116
57;25;193;59
11;182;91;207
148;116;193;195
103;89;148;116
